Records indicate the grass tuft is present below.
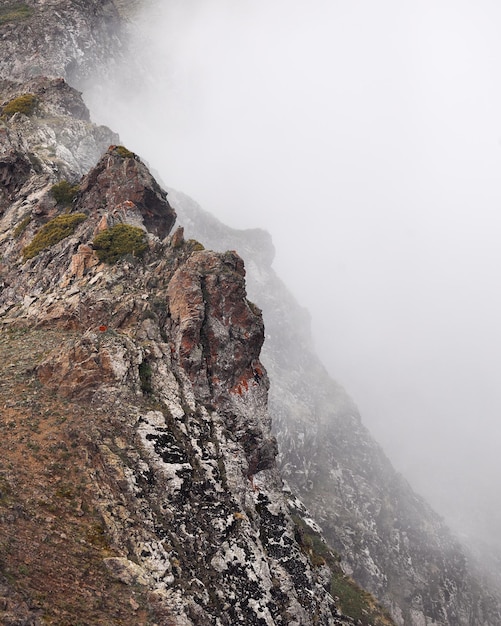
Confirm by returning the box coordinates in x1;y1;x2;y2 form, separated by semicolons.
22;213;87;260
93;223;147;264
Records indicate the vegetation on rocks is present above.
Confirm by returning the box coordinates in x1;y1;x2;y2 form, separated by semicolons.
114;145;135;159
1;93;37;118
0;3;33;26
93;223;148;264
0;328;154;625
51;180;80;207
292;514;394;626
22;213;87;260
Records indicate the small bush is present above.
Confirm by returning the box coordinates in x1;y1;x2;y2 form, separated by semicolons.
22;213;87;260
187;239;205;252
139;361;153;394
1;93;37;118
51;180;80;206
93;223;148;264
114;145;135;159
0;3;33;25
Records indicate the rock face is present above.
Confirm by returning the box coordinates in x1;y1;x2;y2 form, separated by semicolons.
0;63;382;625
0;2;497;625
78;145;176;239
171;189;501;626
0;76;118;196
0;0;124;84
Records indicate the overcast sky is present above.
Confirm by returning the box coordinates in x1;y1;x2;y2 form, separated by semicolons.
86;0;501;558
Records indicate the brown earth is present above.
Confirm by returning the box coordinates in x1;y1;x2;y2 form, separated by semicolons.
0;327;158;626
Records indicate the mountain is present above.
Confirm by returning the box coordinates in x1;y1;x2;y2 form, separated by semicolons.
169;193;501;626
0;1;499;625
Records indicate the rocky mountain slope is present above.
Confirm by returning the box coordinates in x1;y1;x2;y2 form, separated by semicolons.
0;1;499;625
0;10;396;621
171;190;501;626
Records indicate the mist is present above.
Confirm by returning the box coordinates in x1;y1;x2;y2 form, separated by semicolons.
85;0;501;565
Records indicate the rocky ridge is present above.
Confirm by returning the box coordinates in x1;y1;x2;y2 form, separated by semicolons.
0;71;394;624
0;1;499;625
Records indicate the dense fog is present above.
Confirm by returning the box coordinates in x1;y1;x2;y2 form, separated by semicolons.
85;0;501;568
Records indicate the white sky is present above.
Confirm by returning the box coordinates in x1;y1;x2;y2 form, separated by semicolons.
86;0;501;555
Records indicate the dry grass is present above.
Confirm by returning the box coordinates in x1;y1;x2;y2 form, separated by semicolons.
0;328;153;625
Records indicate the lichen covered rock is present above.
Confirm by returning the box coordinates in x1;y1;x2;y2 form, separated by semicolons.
0;99;357;624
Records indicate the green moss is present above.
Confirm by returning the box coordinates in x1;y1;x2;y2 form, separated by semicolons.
114;145;135;159
13;214;32;238
85;523;109;550
51;180;80;206
22;213;87;260
93;223;148;264
1;93;37;117
0;3;33;25
186;239;205;252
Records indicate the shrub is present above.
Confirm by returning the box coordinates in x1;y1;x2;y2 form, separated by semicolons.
22;213;87;260
93;223;147;264
139;361;153;394
0;3;33;25
186;239;205;251
114;145;135;159
51;180;79;206
1;94;37;118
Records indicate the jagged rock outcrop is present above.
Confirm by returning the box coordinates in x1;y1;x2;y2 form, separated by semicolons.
78;145;176;239
0;1;497;625
0;76;117;206
0;73;383;624
0;0;125;84
170;189;501;626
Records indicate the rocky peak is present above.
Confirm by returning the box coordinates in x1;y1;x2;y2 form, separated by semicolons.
0;76;117;215
78;145;176;239
2;1;495;625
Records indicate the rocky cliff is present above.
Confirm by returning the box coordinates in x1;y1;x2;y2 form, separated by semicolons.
0;2;499;626
171;190;501;626
0;8;396;622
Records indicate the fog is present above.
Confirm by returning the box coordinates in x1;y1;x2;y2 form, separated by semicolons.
85;0;501;564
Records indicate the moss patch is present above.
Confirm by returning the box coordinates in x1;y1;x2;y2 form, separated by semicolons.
0;3;33;25
93;224;147;264
114;145;135;159
13;215;32;238
51;180;80;207
22;213;87;260
1;93;37;118
139;361;153;395
292;514;394;626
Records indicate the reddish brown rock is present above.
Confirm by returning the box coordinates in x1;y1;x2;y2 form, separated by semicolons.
166;249;265;401
68;243;100;279
77;146;176;239
38;335;119;399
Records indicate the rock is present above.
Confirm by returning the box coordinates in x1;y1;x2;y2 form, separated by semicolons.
172;189;501;626
0;0;123;85
78;146;176;239
103;557;150;586
1;0;497;625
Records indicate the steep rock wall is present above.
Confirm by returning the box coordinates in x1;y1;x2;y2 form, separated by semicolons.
171;189;501;626
0;78;376;624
